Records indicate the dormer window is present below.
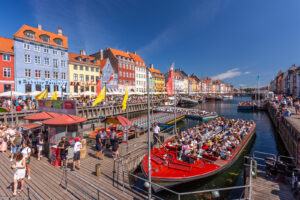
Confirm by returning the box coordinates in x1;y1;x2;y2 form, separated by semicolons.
24;30;35;39
84;58;89;63
76;57;82;61
92;60;96;64
40;34;50;43
54;38;63;46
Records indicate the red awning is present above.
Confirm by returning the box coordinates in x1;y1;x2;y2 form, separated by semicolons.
102;116;131;126
42;114;87;126
24;112;62;121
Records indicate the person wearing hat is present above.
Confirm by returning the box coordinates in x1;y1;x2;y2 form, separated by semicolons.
153;122;160;146
72;138;82;171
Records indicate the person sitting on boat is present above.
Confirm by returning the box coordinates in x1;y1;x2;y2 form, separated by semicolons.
179;141;190;160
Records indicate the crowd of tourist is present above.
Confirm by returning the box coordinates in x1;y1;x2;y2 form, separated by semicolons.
0;98;37;111
155;107;217;116
238;101;253;106
272;95;300;117
166;117;255;161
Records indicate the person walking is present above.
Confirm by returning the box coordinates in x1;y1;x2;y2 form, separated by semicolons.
21;141;31;179
12;152;26;196
72;138;82;171
95;131;103;160
58;137;70;169
111;133;119;158
294;100;300;115
153;123;160;146
10;132;22;162
36;134;44;160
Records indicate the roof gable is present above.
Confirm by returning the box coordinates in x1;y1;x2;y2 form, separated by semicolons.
0;37;13;53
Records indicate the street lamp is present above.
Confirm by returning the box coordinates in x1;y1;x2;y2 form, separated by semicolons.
61;84;66;100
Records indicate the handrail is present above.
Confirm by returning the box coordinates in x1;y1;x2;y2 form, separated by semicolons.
65;170;117;200
27;186;43;200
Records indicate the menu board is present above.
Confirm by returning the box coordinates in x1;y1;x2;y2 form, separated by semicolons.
38;100;76;115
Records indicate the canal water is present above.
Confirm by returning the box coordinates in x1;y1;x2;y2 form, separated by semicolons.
132;96;285;199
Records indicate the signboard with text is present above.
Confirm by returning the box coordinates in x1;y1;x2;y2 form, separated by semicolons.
38;100;76;115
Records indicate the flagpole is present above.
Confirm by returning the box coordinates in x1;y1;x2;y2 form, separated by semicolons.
173;66;176;135
10;90;13;126
146;69;152;199
126;84;129;153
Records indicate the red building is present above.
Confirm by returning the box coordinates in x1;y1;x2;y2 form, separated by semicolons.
0;37;14;92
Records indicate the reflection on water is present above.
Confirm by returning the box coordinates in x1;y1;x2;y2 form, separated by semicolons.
132;97;284;199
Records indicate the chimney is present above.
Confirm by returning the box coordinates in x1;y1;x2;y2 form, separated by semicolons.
58;26;63;35
100;49;104;60
126;50;129;54
134;52;136;55
37;24;42;30
80;50;86;55
150;64;154;69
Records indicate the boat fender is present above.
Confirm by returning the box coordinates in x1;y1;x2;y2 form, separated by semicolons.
164;161;168;166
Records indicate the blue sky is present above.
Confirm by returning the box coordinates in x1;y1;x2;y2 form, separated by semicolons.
1;0;300;88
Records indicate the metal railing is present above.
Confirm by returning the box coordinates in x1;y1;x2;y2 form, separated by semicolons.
64;170;117;200
27;186;43;200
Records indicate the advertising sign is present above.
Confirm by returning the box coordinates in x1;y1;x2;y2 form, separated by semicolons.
38;100;76;115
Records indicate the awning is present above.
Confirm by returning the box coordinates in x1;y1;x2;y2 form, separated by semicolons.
102;116;131;126
42;114;87;125
22;123;42;130
24;112;62;121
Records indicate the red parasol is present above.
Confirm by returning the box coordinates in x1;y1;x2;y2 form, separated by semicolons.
102;116;131;126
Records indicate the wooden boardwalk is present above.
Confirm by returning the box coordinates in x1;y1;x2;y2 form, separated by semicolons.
251;170;295;200
0;128;173;199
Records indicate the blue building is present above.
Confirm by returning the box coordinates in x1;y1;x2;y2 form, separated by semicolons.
13;24;68;94
100;58;118;90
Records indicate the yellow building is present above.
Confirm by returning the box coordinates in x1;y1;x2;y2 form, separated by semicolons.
149;66;165;93
189;77;197;92
68;51;101;94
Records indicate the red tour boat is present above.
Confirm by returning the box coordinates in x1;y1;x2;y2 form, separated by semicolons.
141;121;256;192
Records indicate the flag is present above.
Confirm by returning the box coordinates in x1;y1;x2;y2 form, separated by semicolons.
93;86;105;106
96;79;101;95
166;66;174;96
107;73;114;84
51;90;57;100
257;74;260;80
122;87;128;110
35;89;48;100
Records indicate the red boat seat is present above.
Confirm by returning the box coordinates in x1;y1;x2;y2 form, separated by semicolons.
168;162;191;172
202;154;218;161
151;156;165;165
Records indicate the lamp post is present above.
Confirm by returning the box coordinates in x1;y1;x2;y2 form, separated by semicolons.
61;85;66;100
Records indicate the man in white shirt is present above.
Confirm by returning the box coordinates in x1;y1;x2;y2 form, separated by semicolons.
153;123;160;146
72;138;82;171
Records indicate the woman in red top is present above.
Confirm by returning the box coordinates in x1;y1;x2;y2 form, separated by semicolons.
16;104;22;111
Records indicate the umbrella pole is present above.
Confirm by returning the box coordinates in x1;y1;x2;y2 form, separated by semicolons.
146;69;152;199
11;90;13;126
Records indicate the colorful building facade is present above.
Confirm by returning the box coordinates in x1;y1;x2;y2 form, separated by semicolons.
100;58;118;90
14;24;68;93
0;37;15;92
149;64;165;93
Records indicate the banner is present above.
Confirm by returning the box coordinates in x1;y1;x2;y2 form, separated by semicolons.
166;67;174;96
38;100;76;115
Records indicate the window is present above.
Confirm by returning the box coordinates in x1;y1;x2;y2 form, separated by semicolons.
25;69;31;77
85;66;89;71
54;85;59;91
44;47;49;54
24;30;35;39
74;73;78;81
24;54;31;63
129;73;131;78
119;80;122;84
126;72;128;77
61;51;65;56
45;85;50;92
3;68;11;78
35;70;41;78
125;64;127;69
91;86;94;92
61;60;66;67
53;50;58;55
86;75;89;81
25;84;32;93
3;54;10;61
119;71;122;76
35;84;41;91
40;35;49;43
73;65;78;70
34;44;40;52
80;66;83;70
44;57;50;66
34;56;41;64
74;85;78;93
91;67;94;72
85;86;89;91
123;72;125;77
53;72;58;79
96;68;99;72
3;84;11;92
23;43;30;50
61;72;66;80
53;59;58;68
54;38;63;46
80;74;84;81
80;86;84;93
91;76;94;82
45;71;50;79
84;58;89;63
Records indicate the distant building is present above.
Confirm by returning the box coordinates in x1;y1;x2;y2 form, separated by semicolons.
130;52;146;93
0;37;14;92
175;69;189;93
68;50;100;94
149;64;165;93
13;24;68;93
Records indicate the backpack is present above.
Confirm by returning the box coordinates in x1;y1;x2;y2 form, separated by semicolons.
14;136;22;146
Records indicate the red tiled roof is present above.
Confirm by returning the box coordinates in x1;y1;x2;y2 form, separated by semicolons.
42;114;87;125
22;123;42;130
108;48;146;67
100;58;108;70
109;48;131;59
14;25;68;49
68;52;100;67
128;52;145;67
24;112;62;121
148;68;161;74
0;37;14;53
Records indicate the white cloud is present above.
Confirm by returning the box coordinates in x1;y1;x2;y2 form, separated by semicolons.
211;68;242;80
245;71;251;75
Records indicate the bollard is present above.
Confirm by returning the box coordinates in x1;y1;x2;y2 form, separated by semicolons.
95;164;101;176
